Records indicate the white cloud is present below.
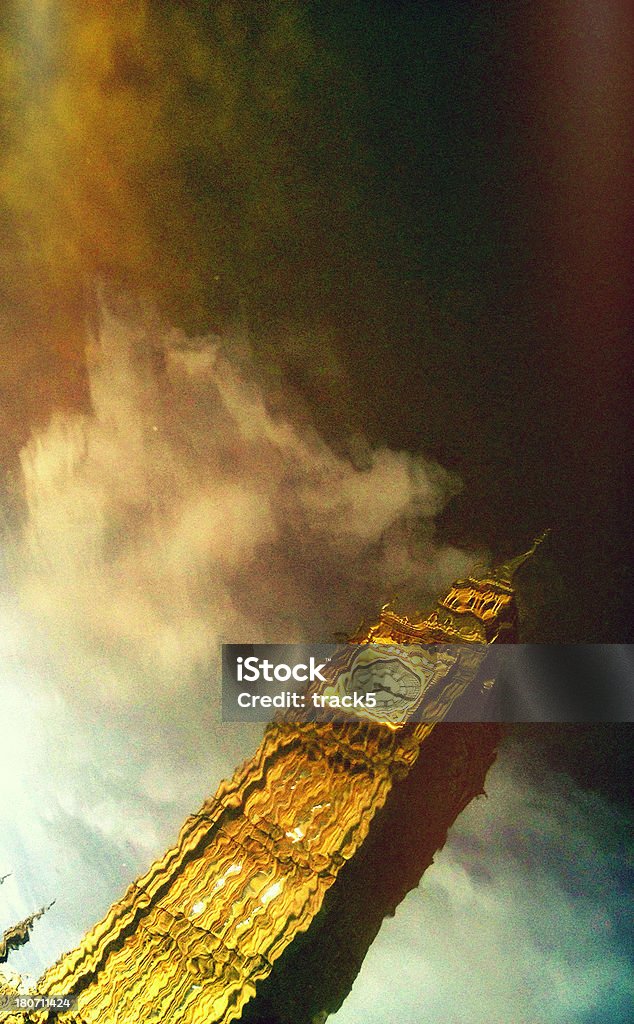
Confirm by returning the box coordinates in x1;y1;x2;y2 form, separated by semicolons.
0;305;467;979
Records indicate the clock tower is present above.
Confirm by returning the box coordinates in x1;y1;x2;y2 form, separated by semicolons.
20;540;544;1024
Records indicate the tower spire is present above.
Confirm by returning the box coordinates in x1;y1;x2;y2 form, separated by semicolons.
0;902;55;965
490;529;551;588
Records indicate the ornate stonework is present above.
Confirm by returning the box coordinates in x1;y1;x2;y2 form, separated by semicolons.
8;540;543;1023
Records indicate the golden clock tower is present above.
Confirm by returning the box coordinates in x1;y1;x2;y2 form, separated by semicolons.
6;538;546;1024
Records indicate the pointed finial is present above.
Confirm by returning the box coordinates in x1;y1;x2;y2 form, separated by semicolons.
493;529;551;588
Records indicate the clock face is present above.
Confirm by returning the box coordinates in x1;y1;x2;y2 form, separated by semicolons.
337;645;437;725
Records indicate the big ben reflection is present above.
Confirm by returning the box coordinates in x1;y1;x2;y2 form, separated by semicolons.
19;542;545;1024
